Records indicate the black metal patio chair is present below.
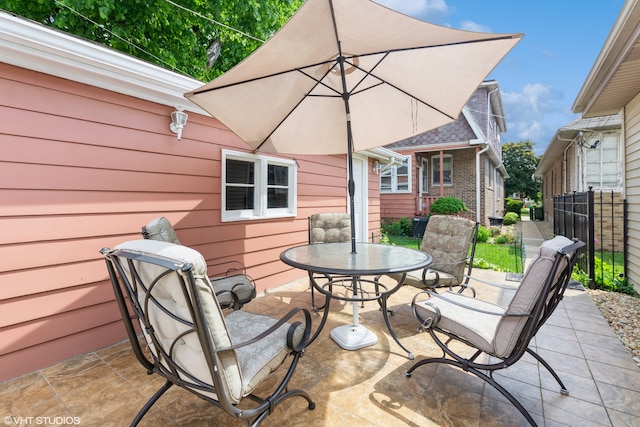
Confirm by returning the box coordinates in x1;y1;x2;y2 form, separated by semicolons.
142;216;256;309
406;235;584;426
101;239;315;426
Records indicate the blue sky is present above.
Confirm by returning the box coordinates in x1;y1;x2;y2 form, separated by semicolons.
375;0;625;154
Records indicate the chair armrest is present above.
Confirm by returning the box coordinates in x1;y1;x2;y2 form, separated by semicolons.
214;289;241;310
213;307;312;353
411;289;530;331
411;290;511;317
458;274;519;291
207;260;248;278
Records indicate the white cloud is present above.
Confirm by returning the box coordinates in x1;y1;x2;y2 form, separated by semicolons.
459;20;492;33
374;0;449;18
501;83;568;150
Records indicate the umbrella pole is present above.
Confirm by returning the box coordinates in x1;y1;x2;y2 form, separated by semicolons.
336;51;357;254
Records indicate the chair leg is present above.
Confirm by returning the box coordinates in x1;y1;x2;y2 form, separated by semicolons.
248;353;316;427
131;379;173;426
406;357;539;427
526;347;569;395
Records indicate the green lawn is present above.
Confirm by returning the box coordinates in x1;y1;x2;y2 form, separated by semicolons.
384;235;522;272
473;242;523;272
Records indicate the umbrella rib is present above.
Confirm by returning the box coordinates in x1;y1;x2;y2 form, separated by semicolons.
351;80;456;122
343;50;457;121
253;64;341;151
188;59;338;95
189;35;519;96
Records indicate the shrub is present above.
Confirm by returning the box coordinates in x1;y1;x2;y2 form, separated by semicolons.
430;197;468;215
502;212;519;225
476;225;490;243
494;235;507;244
381;217;411;237
505;199;523;216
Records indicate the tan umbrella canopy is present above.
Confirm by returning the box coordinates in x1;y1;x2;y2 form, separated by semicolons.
186;0;522;251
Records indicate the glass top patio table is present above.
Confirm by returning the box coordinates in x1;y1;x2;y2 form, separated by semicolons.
280;242;432;358
280;242;431;276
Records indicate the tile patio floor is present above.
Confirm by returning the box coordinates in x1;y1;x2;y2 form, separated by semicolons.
1;269;639;427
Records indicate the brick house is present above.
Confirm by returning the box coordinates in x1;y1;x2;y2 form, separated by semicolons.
380;81;509;226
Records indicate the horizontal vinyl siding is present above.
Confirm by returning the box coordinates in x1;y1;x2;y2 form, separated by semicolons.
0;63;351;381
380;193;415;220
625;94;640;294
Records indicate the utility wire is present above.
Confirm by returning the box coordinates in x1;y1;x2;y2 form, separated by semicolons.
53;0;185;73
164;0;265;43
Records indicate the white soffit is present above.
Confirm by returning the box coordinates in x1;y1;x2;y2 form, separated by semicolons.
0;11;208;115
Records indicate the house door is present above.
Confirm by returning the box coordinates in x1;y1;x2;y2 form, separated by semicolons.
350;155;368;242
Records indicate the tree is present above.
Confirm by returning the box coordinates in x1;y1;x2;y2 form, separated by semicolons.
1;0;302;81
502;140;541;200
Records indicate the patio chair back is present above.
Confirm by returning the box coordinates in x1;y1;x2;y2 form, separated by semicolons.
141;216;256;309
494;235;578;357
420;215;478;284
308;212;351;243
387;215;478;291
141;216;181;244
101;239;314;426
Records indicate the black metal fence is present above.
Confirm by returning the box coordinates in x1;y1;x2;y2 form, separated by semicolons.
553;188;626;288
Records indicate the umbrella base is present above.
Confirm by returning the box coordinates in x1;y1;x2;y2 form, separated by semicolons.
330;324;378;350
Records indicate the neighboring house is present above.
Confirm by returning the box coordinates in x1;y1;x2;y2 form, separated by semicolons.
381;81;508;226
0;11;402;381
571;0;640;294
535;114;623;251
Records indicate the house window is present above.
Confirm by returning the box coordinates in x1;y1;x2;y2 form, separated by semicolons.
585;134;620;190
431;154;453;186
380;156;411;193
222;149;297;221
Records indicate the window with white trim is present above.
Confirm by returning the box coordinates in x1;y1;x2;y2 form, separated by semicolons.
222;149;297;221
380;156;411;193
431;154;453;186
584;133;621;190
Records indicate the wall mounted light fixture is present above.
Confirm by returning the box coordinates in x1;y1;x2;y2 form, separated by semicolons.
170;108;188;141
373;161;383;175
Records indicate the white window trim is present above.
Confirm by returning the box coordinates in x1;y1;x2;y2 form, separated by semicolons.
583;133;622;191
419;157;429;194
380;155;412;194
222;149;297;222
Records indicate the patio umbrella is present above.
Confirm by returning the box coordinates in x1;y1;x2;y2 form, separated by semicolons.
186;0;522;253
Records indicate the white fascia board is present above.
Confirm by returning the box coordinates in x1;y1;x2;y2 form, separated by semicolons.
462;106;486;141
0;11;209;115
360;147;407;163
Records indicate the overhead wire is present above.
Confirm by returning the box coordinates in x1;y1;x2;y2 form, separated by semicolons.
53;0;184;73
163;0;265;43
53;0;268;77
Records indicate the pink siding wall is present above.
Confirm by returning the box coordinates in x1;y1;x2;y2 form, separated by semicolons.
0;63;380;381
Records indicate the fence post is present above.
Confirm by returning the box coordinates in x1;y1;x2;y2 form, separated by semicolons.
624;198;628;281
588;187;595;288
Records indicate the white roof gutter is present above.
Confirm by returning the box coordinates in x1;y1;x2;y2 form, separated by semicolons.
0;10;207;114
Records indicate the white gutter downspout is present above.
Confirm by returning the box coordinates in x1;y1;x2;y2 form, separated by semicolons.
493;162;503;216
487;87;499;131
476;144;490;223
562;141;574;194
557;134;578;193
